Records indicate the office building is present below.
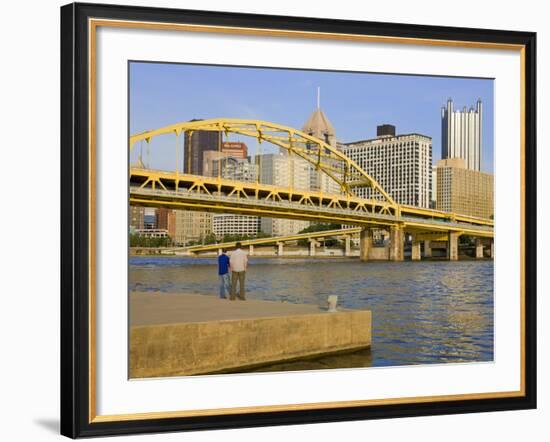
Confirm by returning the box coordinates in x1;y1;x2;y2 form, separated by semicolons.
222;141;248;159
431;165;437;208
129;206;145;234
143;207;156;229
173;210;212;246
202;150;233;177
441;98;482;171
183;124;221;175
436;158;494;219
213;214;261;237
340;125;432;208
211;157;259;236
258;153;310;236
211;157;258;182
156;208;176;240
134;229;169;238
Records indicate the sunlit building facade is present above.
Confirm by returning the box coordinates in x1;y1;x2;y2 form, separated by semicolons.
340;125;432;208
436;158;494;219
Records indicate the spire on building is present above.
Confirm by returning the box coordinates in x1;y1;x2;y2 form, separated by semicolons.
317;86;321;110
302;87;336;147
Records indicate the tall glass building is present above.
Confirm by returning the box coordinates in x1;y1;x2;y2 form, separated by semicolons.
441;98;482;171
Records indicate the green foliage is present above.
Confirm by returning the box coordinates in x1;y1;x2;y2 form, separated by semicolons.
297;223;342;247
298;223;342;234
187;231;273;247
129;233;172;248
203;233;218;245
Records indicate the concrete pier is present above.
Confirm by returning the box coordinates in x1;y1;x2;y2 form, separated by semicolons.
130;292;371;378
447;232;460;261
344;235;352;257
308;239;319;256
359;228;372;261
389;226;404;261
475;238;484;259
411;239;421;261
424;240;432;258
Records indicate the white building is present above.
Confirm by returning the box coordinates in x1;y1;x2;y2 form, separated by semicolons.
135;228;169;238
441;98;482;171
258;152;310;236
340;125;432;208
212;214;261;237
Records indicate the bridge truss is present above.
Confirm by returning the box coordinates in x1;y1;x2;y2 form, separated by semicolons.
129;118;494;238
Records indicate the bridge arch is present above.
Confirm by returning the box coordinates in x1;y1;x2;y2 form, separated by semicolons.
130;118;396;207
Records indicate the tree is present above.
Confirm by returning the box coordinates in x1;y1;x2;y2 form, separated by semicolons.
297;223;342;247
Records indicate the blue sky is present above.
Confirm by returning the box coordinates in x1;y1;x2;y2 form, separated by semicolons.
129;62;494;173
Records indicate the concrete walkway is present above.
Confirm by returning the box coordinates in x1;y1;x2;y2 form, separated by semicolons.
130;292;324;326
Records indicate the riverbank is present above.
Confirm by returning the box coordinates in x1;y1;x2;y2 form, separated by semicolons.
130;292;372;378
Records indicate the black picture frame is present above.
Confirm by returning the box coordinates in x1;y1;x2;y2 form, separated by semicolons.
61;2;537;438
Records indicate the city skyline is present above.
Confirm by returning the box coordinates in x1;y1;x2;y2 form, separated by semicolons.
129;62;494;173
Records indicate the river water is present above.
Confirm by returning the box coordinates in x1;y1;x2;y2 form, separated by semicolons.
130;257;494;370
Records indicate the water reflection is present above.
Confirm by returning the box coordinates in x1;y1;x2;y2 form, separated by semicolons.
130;257;494;369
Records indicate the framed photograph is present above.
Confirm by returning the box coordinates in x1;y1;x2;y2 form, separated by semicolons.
60;2;536;438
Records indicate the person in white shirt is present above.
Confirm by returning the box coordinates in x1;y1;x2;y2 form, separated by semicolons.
229;242;248;300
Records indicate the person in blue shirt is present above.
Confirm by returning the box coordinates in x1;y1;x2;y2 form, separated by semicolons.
217;249;231;299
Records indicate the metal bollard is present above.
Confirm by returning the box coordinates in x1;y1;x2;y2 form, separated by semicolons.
327;295;338;312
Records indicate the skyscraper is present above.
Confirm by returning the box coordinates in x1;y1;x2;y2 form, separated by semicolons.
441;98;482;171
183;124;221;175
302;88;340;194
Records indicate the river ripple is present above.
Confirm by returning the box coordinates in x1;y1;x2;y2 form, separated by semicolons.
130;257;494;369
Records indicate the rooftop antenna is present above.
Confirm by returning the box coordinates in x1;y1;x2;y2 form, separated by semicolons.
317;86;320;110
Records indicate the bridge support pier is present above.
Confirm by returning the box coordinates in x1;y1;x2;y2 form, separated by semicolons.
308;239;319;257
218;248;223;256
447;232;460;261
249;244;254;256
344;235;352;257
423;240;432;258
389;226;404;261
490;240;494;259
359;228;372;261
475;238;484;259
411;238;421;261
277;242;284;256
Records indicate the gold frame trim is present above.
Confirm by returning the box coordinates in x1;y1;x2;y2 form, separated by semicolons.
88;18;527;424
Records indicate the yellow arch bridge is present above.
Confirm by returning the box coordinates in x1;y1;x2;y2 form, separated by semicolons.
130;118;493;261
